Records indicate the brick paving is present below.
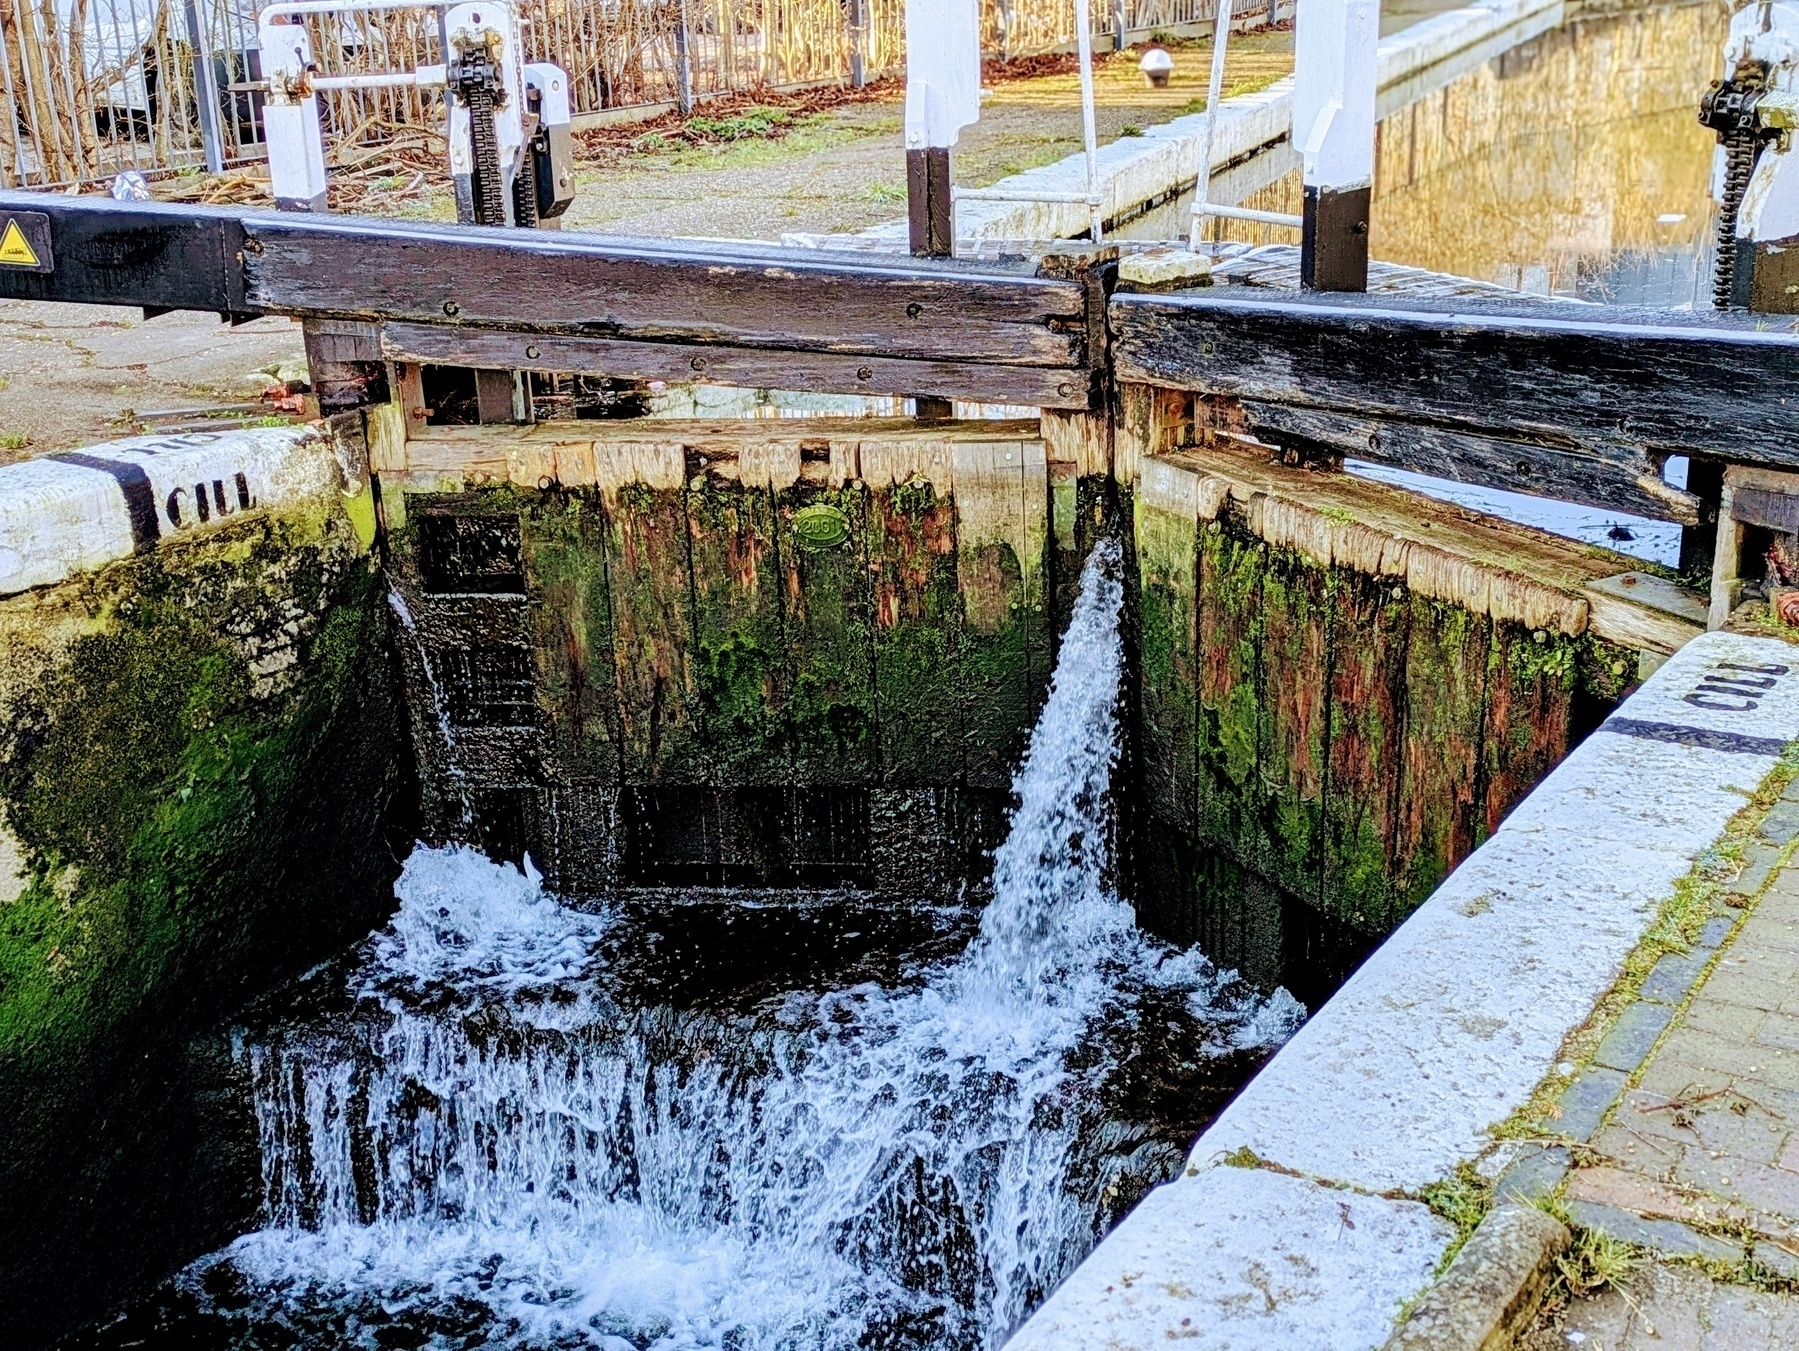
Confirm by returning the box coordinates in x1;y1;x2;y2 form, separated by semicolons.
1517;778;1799;1346
1571;855;1799;1269
1522;1262;1799;1349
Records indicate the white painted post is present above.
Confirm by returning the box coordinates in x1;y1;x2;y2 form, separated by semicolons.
1294;0;1377;289
903;0;981;255
258;17;328;211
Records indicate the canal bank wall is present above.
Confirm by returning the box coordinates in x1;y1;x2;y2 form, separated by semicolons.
0;424;410;1346
1008;630;1799;1350
0;398;1709;1342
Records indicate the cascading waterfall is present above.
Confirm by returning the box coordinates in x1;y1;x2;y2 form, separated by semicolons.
170;539;1304;1351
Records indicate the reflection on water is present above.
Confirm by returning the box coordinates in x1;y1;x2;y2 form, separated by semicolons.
1198;2;1731;305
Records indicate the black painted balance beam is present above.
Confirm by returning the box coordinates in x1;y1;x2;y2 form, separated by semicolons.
0;192;1103;410
1112;288;1799;522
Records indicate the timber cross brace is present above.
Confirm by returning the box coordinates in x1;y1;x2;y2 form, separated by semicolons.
8;191;1799;549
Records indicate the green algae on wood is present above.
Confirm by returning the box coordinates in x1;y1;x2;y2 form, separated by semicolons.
522;491;623;784
1149;503;1626;935
870;476;964;787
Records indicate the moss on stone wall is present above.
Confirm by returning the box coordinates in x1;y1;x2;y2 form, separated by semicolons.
0;498;405;1343
0;508;401;1071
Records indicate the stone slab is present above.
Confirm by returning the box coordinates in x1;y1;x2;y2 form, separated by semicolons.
1003;1165;1452;1351
1640;950;1714;1006
1384;1204;1568;1351
0;426;329;596
1563;1199;1743;1261
1494;1143;1571;1205
1594;1000;1675;1073
1555;1066;1630;1139
1699;915;1738;948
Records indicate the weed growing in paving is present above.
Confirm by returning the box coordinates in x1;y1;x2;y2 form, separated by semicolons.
0;431;29;451
1420;1163;1495;1268
1539;1197;1639;1298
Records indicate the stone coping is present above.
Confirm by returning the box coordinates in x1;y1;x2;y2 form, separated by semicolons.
0;426;335;599
1005;633;1799;1349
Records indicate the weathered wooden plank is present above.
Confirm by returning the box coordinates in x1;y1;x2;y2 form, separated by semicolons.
1480;624;1575;843
521;493;623;785
1115;383;1190;486
683;472;790;786
604;481;700;782
243;217;1086;367
1112;289;1799;470
380;322;1097;410
1256;544;1330;905
1395;597;1489;921
777;481;878;785
1196;523;1267;873
955;439;1051;788
0;193;245;312
1146;440;1714;653
868;473;965;786
1323;569;1409;931
1135;457;1202;833
1239;400;1702;526
0;193;1095;374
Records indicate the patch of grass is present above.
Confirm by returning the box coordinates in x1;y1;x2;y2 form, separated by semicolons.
861;181;906;204
1119;123;1144;137
1419;1163;1494;1269
0;430;30;451
1179;73;1285;115
687;105;794;140
1537;1197;1639;1299
1220;1146;1261;1168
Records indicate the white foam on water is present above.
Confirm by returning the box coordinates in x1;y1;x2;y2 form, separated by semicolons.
198;540;1306;1351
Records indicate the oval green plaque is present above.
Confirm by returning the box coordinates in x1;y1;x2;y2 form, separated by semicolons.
793;503;851;551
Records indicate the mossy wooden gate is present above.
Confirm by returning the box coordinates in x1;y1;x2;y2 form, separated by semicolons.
378;418;1097;898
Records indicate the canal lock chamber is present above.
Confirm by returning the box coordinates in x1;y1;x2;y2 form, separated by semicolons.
0;415;1639;1348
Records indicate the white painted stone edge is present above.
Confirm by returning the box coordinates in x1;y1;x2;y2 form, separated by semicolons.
0;426;336;598
783;0;1562;249
1007;632;1799;1349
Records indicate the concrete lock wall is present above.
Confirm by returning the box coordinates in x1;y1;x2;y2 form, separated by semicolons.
0;395;1675;1338
0;423;409;1345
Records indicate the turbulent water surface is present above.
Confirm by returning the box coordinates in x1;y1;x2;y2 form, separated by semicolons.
92;540;1303;1351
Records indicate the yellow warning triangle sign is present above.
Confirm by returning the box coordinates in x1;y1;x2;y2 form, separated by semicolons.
0;219;39;267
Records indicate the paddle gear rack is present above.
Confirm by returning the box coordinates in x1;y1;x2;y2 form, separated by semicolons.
256;0;572;229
